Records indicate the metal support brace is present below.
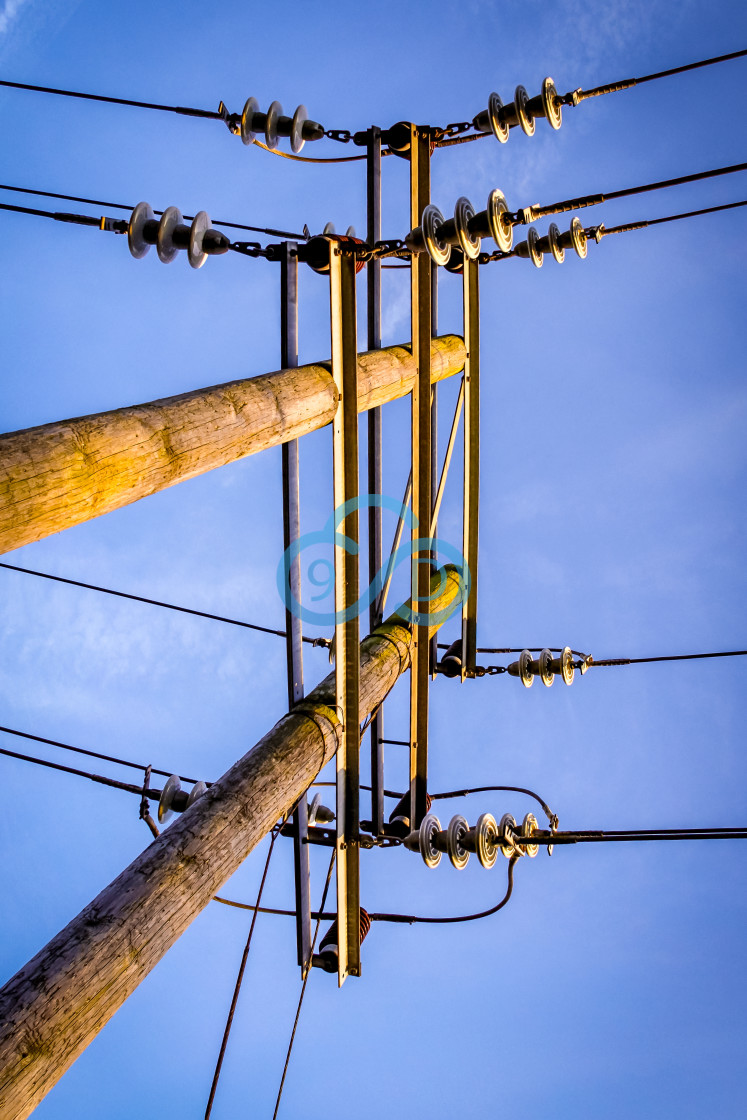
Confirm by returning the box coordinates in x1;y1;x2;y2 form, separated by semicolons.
280;243;312;976
431;377;465;535
329;243;361;984
461;257;480;678
366;127;385;837
409;125;432;829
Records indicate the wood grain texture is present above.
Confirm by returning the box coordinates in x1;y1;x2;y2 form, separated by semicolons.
0;335;465;555
0;566;465;1120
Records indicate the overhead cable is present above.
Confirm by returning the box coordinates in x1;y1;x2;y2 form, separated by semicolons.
0;184;307;239
0;721;195;784
205;831;279;1120
521;161;747;224
567;47;747;103
0;561;330;648
590;198;747;238
523;827;747;845
271;851;336;1120
0;742;160;798
0;77;223;118
590;649;747;667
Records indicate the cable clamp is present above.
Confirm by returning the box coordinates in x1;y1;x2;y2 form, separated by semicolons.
99;216;128;234
218;100;241;134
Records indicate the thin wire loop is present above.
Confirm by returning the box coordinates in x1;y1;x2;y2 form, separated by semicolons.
252;137;367;164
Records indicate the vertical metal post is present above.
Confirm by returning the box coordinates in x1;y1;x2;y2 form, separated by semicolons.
429;251;439;677
330;243;361;984
409;125;432;829
461;256;480;677
366;127;385;837
280;243;312;976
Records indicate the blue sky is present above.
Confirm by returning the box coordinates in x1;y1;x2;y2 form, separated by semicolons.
1;0;746;1116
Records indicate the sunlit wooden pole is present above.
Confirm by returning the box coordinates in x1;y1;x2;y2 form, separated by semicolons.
0;565;465;1120
0;335;465;555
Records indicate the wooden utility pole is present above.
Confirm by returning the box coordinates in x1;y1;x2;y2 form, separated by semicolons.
0;565;465;1120
0;335;465;555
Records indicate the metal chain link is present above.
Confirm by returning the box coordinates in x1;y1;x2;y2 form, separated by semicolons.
325;128;352;143
468;665;507;677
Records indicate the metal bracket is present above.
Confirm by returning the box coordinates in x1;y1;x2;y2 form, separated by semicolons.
329;243;361;984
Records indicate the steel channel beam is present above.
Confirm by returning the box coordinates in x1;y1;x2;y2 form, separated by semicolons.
409;125;432;829
366;127;385;837
429;257;439;677
461;256;480;678
329;244;361;984
280;243;312;977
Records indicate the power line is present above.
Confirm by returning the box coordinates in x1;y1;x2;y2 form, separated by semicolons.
0;561;330;648
0;183;307;239
439;643;747;670
0;742;160;798
0;77;224;119
0;723;198;783
590;650;747;667
271;850;336;1120
592;198;747;237
0;199;127;229
524;161;747;223
524;827;747;845
205;830;279;1120
571;47;747;102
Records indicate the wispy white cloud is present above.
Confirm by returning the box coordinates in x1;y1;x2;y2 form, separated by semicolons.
0;0;30;36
